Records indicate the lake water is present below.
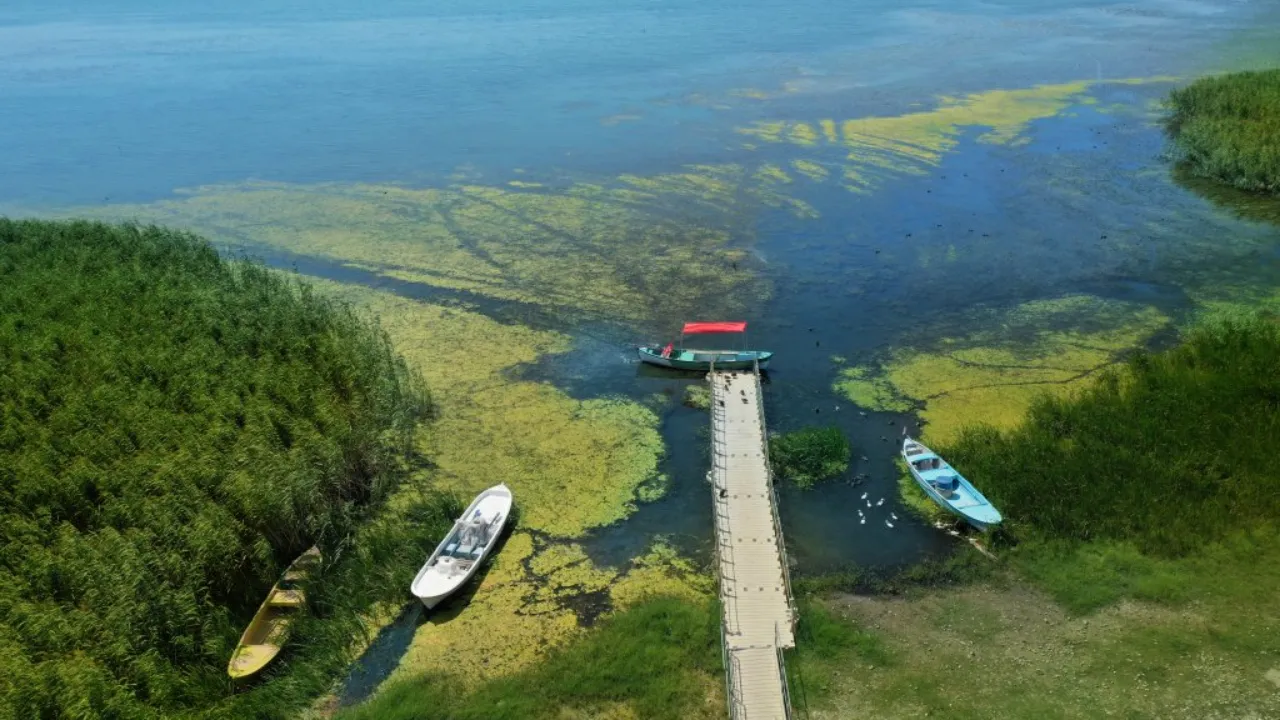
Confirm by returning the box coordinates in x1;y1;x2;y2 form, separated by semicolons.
3;0;1279;576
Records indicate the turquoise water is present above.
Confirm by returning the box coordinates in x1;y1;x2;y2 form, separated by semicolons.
3;0;1279;578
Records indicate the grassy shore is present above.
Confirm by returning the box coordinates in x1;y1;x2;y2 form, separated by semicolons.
330;315;1280;719
1166;69;1280;194
335;596;724;720
0;220;457;719
796;316;1280;718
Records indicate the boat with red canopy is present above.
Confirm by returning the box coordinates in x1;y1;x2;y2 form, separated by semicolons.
638;321;773;371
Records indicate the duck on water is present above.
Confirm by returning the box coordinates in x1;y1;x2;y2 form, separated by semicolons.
902;437;1002;531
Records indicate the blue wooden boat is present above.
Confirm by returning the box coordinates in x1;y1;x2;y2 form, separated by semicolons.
638;321;772;371
901;437;1002;531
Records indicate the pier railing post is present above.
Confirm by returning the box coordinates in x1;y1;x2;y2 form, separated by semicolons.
753;359;797;635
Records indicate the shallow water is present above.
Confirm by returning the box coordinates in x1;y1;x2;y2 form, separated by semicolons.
4;0;1279;578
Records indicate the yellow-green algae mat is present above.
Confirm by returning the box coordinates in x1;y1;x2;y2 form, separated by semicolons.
68;77;1175;334
82;166;809;326
835;295;1172;446
310;279;716;699
738;77;1177;194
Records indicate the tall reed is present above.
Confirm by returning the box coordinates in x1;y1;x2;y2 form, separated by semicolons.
1165;70;1280;194
947;317;1280;555
0;219;447;718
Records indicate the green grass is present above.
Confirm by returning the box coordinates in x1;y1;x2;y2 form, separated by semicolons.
799;317;1280;718
0;219;456;718
947;316;1280;556
335;596;723;720
768;426;851;489
1165;69;1280;194
786;600;892;708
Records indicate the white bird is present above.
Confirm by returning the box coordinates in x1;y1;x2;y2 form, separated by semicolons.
885;519;895;528
876;498;885;506
866;501;871;508
857;509;864;516
860;517;866;524
860;492;868;499
891;512;898;520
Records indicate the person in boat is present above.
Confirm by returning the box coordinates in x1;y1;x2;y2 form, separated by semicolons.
660;342;674;359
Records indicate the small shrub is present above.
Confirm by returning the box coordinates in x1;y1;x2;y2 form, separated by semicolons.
682;384;710;410
769;426;851;489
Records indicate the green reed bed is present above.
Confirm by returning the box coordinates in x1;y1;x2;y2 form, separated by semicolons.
336;596;722;720
1166;70;1280;194
948;316;1280;555
0;219;454;719
768;426;851;489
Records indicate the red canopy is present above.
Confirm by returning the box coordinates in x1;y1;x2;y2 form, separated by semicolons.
682;321;747;335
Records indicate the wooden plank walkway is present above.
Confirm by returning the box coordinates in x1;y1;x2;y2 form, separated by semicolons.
709;369;796;720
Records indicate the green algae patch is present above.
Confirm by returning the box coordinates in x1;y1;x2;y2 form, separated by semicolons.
738;78;1178;196
308;279;662;538
294;279;721;699
342;595;725;720
609;541;716;608
314;280;665;538
682;384;711;410
792;159;831;182
78;169;798;325
393;531;581;685
833;366;914;413
834;296;1170;445
389;530;713;691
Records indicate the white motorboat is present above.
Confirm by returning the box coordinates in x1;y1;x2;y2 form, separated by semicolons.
411;483;513;609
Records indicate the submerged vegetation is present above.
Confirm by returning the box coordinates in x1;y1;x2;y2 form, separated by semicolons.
337;596;723;720
769;427;851;489
1166;70;1280;194
834;295;1170;445
0;220;457;718
682;384;710;410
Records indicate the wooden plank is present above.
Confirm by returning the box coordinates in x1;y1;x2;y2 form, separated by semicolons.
709;369;796;719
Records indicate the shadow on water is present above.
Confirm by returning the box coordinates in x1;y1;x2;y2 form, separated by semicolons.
337;602;421;707
1173;166;1280;227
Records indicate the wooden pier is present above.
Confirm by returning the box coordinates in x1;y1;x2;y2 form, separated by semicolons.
709;366;796;720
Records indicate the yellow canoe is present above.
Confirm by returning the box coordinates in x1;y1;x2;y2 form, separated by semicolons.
227;546;322;679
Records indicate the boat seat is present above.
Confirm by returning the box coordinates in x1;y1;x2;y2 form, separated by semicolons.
446;543;459;554
456;541;477;557
269;588;305;607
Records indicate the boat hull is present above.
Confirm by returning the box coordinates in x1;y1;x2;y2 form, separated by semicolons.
412;484;513;609
637;346;771;371
907;471;996;531
228;546;321;679
901;438;1002;531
